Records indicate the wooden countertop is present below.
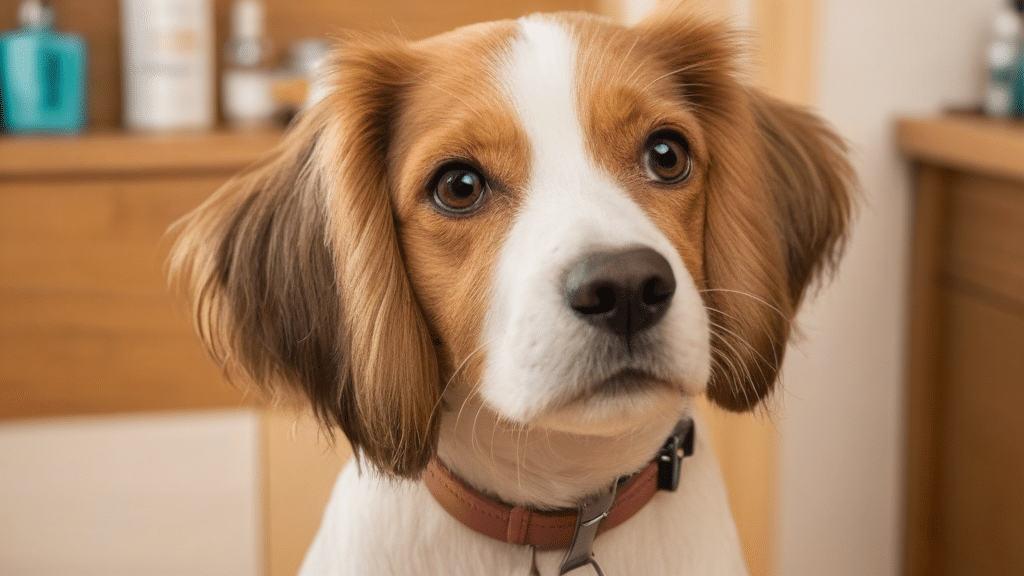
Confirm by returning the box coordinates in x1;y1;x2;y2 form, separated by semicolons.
898;115;1024;182
0;129;283;179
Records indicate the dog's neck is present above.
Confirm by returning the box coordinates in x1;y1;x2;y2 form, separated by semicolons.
435;395;689;510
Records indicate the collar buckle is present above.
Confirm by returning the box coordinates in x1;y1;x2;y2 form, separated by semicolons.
656;417;695;492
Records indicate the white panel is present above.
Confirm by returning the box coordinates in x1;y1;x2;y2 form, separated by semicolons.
0;410;261;576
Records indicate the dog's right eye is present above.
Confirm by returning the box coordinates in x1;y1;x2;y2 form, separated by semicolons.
431;164;487;215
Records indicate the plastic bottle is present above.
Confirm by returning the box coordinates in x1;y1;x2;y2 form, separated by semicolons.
121;0;214;131
1014;0;1024;115
222;0;276;128
984;1;1022;117
0;0;87;134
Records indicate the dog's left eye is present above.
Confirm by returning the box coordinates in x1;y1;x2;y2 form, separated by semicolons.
643;131;692;184
431;164;487;215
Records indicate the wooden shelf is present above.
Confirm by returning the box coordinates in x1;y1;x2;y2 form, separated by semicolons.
897;115;1024;183
0;130;283;179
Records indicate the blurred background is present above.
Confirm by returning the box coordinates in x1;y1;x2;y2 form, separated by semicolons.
1;0;1022;575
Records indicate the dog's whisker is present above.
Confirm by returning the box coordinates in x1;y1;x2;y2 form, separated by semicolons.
700;288;788;320
443;336;498;432
452;386;481;447
708;329;756;404
707;319;777;383
488;407;502;479
704;302;796;370
466;391;490;468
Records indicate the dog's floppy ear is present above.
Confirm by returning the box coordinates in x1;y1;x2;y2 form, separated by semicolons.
703;91;853;411
637;16;854;411
168;36;441;477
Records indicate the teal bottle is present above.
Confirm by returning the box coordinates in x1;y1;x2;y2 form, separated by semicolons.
0;0;87;134
1016;0;1024;116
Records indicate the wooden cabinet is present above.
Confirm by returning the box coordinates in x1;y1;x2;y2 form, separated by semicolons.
899;117;1024;576
0;131;280;418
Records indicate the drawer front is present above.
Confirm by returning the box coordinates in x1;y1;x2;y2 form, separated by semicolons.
0;175;245;418
936;289;1024;576
944;172;1024;306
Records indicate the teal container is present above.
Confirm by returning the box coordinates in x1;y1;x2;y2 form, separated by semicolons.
1017;0;1024;116
1017;56;1024;116
1018;36;1024;116
0;1;87;134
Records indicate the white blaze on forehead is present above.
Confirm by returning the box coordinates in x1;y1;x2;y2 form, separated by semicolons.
499;16;588;184
481;16;710;423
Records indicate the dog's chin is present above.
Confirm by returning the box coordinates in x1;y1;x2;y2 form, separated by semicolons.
529;375;691;437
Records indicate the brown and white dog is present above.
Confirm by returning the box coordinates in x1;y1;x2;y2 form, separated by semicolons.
170;9;852;576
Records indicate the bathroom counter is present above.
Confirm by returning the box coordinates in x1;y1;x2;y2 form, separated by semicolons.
0;129;283;178
897;114;1024;181
0;130;282;419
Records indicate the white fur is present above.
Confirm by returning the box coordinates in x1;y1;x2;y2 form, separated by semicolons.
299;16;746;576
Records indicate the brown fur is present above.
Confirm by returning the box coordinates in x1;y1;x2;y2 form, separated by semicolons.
170;34;445;477
168;12;853;479
389;22;528;396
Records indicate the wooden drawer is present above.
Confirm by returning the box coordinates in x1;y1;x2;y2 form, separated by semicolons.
0;175;246;418
935;289;1024;576
943;172;1024;306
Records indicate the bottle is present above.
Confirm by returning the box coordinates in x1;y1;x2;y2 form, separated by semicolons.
983;0;1022;117
222;0;276;129
120;0;214;131
1014;0;1024;116
0;0;87;134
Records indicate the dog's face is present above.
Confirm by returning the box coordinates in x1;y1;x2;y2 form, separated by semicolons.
393;17;714;439
170;12;852;478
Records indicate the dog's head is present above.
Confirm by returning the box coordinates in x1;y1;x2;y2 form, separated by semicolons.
169;12;852;478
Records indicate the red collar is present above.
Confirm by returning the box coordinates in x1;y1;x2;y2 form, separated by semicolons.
422;418;695;552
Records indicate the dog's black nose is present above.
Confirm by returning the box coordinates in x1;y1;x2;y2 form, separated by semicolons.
564;247;676;340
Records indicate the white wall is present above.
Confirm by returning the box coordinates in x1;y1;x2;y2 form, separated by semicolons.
779;1;1004;575
0;410;261;576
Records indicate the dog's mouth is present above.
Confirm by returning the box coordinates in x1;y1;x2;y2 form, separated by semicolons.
591;368;675;397
526;367;686;437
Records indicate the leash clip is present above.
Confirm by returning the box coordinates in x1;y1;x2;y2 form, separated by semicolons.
558;482;617;575
556;417;695;575
656;417;695;492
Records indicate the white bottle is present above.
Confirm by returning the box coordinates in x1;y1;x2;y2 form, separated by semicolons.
222;0;276;129
984;2;1022;117
120;0;214;131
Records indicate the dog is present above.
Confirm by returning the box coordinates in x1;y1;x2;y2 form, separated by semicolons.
169;8;852;576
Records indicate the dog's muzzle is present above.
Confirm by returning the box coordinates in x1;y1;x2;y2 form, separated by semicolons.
564;247;676;341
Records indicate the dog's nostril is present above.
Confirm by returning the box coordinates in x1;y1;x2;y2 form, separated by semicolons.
571;284;618;315
564;247;676;340
642;276;674;306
